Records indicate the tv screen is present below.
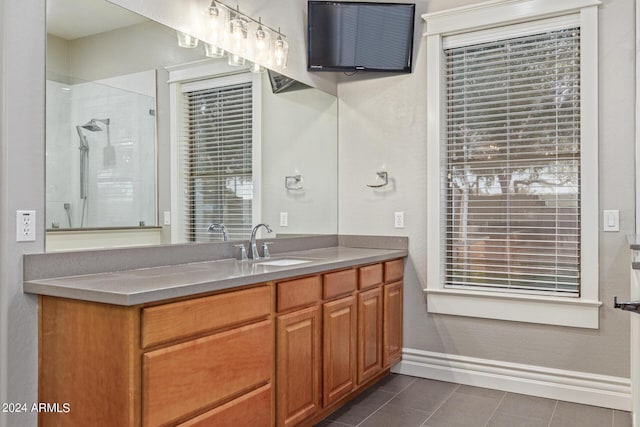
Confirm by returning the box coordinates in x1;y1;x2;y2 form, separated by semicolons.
307;1;415;73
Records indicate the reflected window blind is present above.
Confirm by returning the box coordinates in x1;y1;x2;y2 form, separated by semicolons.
443;26;581;296
182;80;253;242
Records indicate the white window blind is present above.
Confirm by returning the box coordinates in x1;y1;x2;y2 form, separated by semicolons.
181;77;253;242
443;25;581;296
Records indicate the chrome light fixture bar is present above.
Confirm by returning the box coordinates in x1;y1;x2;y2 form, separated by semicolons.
175;0;289;73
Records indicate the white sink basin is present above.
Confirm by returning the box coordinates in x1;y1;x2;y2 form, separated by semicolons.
257;258;313;267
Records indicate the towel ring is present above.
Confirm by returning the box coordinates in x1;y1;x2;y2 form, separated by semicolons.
367;171;389;188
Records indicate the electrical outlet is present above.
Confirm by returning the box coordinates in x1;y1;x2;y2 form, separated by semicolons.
394;211;405;228
280;212;289;227
16;210;36;242
163;211;171;226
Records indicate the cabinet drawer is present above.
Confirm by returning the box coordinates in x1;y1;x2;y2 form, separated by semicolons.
358;264;383;290
323;269;356;299
384;259;404;283
141;285;270;348
142;319;273;427
178;384;272;427
277;275;322;312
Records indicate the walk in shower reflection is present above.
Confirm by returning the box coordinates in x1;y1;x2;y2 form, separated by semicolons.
46;70;157;229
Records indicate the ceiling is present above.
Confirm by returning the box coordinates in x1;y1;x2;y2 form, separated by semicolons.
47;0;148;40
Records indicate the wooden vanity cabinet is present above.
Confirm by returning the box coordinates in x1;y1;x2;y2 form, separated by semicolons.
39;284;273;427
39;257;404;427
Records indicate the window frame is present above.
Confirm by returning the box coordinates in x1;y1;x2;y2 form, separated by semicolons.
167;61;262;244
424;0;601;329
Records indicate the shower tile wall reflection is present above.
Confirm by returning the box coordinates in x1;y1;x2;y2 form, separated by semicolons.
46;70;157;229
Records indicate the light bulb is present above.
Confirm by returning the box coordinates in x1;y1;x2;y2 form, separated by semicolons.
250;62;265;73
176;30;198;48
228;52;246;66
205;42;225;58
208;1;224;44
274;34;288;68
229;17;247;54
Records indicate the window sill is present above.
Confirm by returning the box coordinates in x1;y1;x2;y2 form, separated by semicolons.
423;288;601;329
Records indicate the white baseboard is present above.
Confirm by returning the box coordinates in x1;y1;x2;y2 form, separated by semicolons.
391;348;631;411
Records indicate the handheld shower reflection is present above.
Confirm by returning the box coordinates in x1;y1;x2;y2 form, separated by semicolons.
75;118;114;227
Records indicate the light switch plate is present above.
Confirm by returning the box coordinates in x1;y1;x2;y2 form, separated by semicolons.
280;212;289;227
603;210;619;232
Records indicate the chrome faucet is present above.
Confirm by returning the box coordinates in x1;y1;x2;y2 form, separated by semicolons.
249;223;273;260
207;223;228;241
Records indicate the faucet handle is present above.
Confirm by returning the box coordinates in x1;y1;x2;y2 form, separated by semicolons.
261;242;273;259
234;244;248;261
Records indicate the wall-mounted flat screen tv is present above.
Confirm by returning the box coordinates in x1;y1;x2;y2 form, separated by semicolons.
307;1;415;73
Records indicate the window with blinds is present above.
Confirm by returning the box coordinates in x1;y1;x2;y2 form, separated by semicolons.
181;77;253;242
443;26;581;296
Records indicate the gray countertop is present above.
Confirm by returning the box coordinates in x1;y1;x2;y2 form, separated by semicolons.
23;246;407;306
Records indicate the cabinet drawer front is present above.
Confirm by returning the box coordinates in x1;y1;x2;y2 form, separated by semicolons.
323;269;357;299
178;384;272;427
358;264;383;290
142;320;273;427
384;259;404;283
277;275;322;312
142;285;270;348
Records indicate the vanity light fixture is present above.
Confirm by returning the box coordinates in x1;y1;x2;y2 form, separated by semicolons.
214;1;289;70
178;1;289;70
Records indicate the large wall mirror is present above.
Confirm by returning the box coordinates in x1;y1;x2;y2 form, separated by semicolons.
45;0;338;251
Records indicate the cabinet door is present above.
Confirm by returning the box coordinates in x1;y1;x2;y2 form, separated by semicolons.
323;295;357;406
277;305;321;427
383;281;403;367
357;286;383;385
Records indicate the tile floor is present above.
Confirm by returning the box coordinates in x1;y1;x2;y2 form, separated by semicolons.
315;374;632;427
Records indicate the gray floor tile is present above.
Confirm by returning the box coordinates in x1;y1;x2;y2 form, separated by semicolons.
314;420;352;427
389;378;458;412
549;401;613;427
359;403;431;427
372;373;416;393
486;412;551;427
613;410;633;427
423;385;504;427
350;387;397;407
325;402;381;426
325;389;395;426
455;384;505;399
495;392;556;422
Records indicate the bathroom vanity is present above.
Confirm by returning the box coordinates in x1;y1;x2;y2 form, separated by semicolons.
24;238;406;426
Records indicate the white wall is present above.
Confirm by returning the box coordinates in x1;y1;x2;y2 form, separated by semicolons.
261;77;338;235
0;0;45;425
339;0;634;378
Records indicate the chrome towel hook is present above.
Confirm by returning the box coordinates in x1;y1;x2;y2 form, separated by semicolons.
367;171;389;188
